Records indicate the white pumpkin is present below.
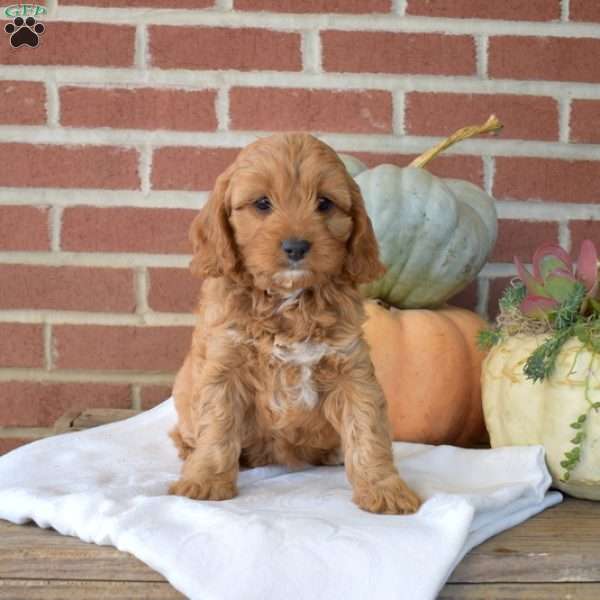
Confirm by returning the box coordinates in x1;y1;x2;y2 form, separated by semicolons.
339;115;500;308
483;334;600;500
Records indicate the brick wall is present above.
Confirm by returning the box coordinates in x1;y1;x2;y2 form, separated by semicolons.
1;0;600;451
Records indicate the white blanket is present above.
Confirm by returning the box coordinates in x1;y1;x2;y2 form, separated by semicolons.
0;399;561;600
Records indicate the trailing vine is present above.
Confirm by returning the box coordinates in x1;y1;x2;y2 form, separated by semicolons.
479;241;600;483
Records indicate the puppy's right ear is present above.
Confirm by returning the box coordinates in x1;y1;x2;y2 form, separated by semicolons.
189;165;238;278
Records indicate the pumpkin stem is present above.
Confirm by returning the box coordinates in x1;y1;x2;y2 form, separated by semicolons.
409;115;503;169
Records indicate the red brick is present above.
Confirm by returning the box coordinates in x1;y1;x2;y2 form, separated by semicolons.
347;153;484;187
148;268;200;313
447;280;478;312
570;0;600;22
0;81;45;125
570;221;600;255
235;0;390;12
494;157;600;204
0;22;134;67
53;325;191;371
61;0;212;6
489;36;600;83
0;144;139;189
322;31;476;75
0;323;44;368
406;92;558;141
0;438;35;455
230;88;392;133
406;0;560;20
152;147;240;191
0;206;50;251
0;382;131;427
0;265;135;312
60;86;217;132
570;100;600;144
490;220;559;263
149;27;301;71
141;385;173;410
61;206;195;254
487;276;515;320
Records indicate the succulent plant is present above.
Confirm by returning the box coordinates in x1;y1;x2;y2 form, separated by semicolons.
514;240;599;321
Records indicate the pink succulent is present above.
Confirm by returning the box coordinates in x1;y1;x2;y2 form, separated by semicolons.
514;240;599;319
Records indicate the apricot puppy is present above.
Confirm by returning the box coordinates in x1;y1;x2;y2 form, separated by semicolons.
169;132;421;515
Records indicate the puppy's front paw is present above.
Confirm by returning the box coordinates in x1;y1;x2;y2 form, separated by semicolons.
168;478;237;501
353;476;421;515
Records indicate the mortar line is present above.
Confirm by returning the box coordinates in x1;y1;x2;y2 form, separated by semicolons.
49;6;600;36
558;96;572;143
482;155;495;196
139;142;153;195
392;91;405;135
301;29;322;74
7;67;600;98
559;220;571;251
0;368;176;385
0;309;195;326
131;384;142;410
135;266;150;314
43;323;53;370
134;24;148;72
392;0;407;16
45;81;60;127
216;86;230;131
475;35;488;79
49;205;62;252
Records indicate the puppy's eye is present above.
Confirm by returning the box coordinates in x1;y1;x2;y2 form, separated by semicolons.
317;197;334;213
254;197;272;213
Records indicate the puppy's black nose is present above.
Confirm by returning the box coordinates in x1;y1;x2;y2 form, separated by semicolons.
282;238;311;262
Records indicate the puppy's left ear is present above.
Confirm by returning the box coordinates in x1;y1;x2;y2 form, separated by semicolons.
344;179;386;284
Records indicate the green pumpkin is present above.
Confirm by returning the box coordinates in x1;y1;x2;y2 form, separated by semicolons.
339;116;500;309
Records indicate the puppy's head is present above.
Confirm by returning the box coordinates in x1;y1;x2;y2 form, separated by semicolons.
190;133;385;291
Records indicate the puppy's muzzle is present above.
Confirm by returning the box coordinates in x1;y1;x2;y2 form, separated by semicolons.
281;238;311;263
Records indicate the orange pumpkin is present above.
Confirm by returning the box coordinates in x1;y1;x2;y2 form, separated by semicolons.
363;300;488;447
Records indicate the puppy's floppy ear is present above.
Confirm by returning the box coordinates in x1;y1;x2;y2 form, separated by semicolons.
189;165;238;278
344;178;386;284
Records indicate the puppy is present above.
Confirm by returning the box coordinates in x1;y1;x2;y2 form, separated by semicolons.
169;133;421;515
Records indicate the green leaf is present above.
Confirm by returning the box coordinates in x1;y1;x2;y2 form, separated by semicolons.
554;283;586;330
571;432;585;444
499;282;526;312
590;298;600;314
477;329;501;350
523;327;574;382
570;422;582;429
545;273;577;304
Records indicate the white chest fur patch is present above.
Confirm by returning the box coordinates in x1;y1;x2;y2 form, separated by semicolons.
271;341;332;411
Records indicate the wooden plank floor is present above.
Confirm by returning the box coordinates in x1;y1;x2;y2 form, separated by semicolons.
1;497;599;599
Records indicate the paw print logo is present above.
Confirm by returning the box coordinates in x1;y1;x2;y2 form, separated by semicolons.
4;16;45;48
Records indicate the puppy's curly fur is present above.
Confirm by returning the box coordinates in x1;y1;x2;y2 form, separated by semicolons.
169;133;420;514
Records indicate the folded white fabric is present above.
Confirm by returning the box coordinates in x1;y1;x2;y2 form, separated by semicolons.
0;398;561;600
